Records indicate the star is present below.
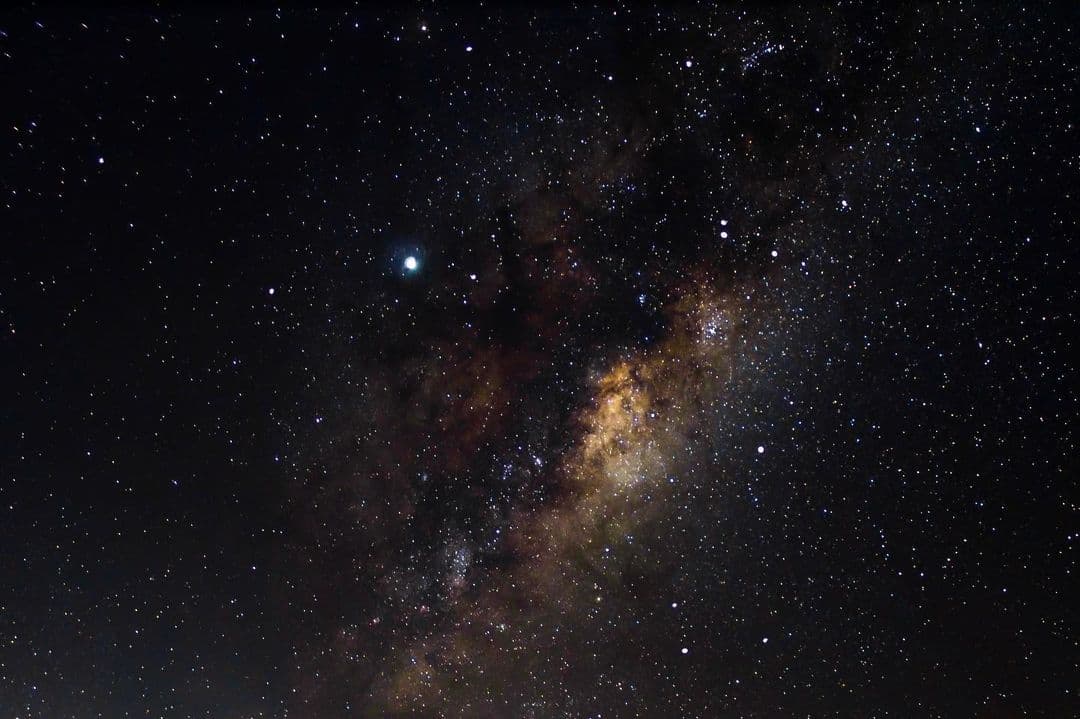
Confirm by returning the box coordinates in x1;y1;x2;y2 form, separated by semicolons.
404;256;419;272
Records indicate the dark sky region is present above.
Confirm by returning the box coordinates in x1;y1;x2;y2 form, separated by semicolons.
1;4;1077;718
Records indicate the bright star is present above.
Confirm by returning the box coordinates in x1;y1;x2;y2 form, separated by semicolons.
404;256;419;271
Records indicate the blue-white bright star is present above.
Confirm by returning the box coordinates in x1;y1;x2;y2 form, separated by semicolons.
404;255;419;272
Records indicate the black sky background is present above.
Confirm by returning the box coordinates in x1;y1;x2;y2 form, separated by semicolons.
1;4;1077;717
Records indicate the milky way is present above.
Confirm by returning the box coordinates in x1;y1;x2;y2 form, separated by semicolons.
2;4;1076;718
367;282;763;713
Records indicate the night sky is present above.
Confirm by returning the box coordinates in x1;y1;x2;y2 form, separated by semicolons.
2;4;1077;718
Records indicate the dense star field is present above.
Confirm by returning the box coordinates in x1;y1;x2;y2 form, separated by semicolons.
2;4;1077;718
